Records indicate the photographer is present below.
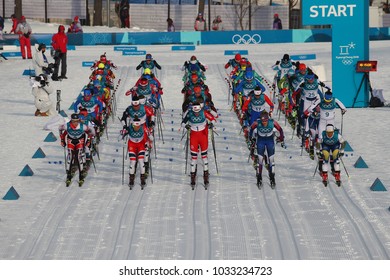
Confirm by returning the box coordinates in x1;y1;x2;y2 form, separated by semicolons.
32;43;54;76
30;74;55;116
15;16;32;59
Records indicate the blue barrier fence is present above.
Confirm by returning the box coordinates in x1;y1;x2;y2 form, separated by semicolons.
1;28;389;48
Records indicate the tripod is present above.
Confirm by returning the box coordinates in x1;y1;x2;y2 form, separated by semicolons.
352;72;372;108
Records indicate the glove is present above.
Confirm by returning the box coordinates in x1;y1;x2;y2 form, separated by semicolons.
23;32;30;38
61;139;66;147
275;60;280;65
149;121;155;128
339;149;344;157
304;110;310;118
120;129;126;136
208;122;214;129
280;141;286;148
319;81;325;87
269;110;273;117
86;139;91;148
341;109;347;115
185;124;191;130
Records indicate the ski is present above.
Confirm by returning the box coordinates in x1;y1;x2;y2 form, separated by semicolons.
270;181;276;189
141;183;146;190
257;181;263;189
129;183;134;190
78;179;85;187
322;180;328;187
204;183;209;190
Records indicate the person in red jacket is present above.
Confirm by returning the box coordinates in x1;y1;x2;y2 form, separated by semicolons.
51;25;68;81
9;14;18;34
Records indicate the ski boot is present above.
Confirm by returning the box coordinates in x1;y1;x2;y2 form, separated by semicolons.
140;174;146;190
65;172;72;187
78;173;85;187
144;162;149;178
256;174;262;189
309;146;315;160
129;174;135;190
334;171;341;187
190;172;196;190
203;170;209;189
269;173;276;189
321;171;328;187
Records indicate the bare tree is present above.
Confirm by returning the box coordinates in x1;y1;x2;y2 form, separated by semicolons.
288;0;298;29
234;0;261;30
14;0;22;18
93;0;103;26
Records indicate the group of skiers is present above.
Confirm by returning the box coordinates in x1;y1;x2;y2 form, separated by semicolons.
270;53;347;186
225;53;284;188
59;53;118;186
55;50;348;189
121;53;164;189
180;55;219;189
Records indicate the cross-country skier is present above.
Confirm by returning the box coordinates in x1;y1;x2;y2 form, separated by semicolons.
121;116;152;189
316;124;346;186
59;113;96;186
224;53;242;70
309;88;347;137
251;110;285;188
241;86;274;141
180;102;217;187
136;53;161;74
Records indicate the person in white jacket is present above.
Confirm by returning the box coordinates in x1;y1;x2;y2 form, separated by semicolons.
32;43;52;76
31;74;56;116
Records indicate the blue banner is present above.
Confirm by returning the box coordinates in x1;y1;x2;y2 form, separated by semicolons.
224;50;249;56
114;46;138;51
172;45;196;51
123;50;146;56
290;54;316;60
82;61;95;67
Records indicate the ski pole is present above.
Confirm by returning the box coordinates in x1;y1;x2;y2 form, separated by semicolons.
340;157;350;178
340;112;344;135
211;128;219;174
313;161;319;178
122;136;126;185
149;149;153;184
185;129;190;174
63;146;68;172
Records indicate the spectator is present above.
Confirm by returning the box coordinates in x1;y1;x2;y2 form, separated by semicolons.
116;0;130;28
51;25;68;81
212;15;223;31
15;16;32;59
0;15;4;40
383;3;390;13
273;13;282;30
9;14;18;34
194;12;207;31
68;16;83;33
167;18;175;32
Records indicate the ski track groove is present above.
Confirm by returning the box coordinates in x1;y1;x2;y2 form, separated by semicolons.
215;65;269;259
217;64;301;259
329;180;390;259
18;67;132;260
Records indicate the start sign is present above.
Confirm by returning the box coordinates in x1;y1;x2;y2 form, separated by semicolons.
309;5;357;18
302;0;369;107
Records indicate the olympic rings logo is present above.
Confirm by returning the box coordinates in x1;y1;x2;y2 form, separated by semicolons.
342;58;354;65
232;34;262;44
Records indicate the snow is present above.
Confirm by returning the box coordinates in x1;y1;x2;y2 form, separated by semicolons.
0;21;390;270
